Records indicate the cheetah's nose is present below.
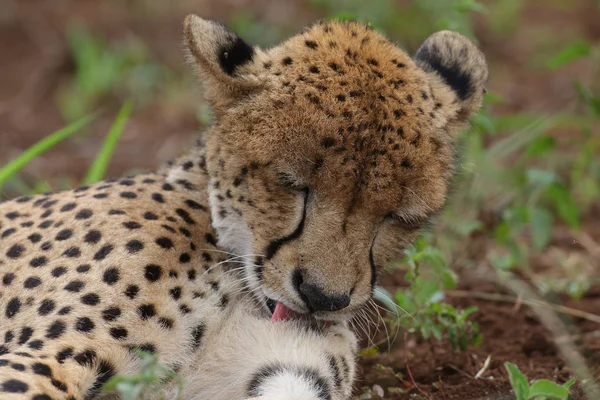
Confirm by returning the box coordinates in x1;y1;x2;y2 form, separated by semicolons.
292;269;350;312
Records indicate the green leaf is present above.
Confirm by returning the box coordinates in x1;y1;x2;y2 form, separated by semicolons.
0;112;98;191
372;286;398;315
83;100;134;184
547;41;592;70
526;168;556;188
525;135;556;158
528;379;569;400
546;184;580;228
529;207;553;251
562;377;576;389
504;362;530;400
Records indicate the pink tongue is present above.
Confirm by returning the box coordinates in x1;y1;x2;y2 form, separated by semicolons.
270;302;334;328
271;302;291;322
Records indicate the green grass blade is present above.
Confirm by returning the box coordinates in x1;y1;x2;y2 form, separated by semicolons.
83;100;134;184
0;112;98;191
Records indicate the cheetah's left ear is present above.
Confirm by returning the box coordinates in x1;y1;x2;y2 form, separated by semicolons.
184;15;263;109
414;31;488;118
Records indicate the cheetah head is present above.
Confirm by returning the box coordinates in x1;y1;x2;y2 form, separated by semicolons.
184;16;488;322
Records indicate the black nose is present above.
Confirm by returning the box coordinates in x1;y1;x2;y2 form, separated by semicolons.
292;269;350;312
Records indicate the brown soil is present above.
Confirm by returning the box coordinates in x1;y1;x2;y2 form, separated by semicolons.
1;1;599;399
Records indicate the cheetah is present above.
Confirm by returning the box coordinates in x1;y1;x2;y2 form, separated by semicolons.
0;15;488;400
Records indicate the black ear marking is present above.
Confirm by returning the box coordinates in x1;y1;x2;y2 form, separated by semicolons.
218;35;255;76
415;44;473;101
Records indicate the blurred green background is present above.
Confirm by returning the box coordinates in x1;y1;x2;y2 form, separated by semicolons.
0;0;599;398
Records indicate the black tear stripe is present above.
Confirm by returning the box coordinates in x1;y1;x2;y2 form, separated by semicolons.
369;244;377;292
247;363;332;400
416;45;473;101
218;34;255;76
265;188;309;260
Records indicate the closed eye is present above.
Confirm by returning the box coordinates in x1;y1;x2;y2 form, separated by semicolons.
276;171;306;191
384;212;428;230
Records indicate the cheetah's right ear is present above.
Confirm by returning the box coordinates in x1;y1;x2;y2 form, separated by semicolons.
184;15;263;109
414;30;488;119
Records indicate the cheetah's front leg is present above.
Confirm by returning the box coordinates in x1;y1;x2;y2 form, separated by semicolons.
176;307;357;400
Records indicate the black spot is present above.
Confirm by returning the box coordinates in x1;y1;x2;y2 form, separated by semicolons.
81;293;101;306
64;281;85;292
39;220;53;229
56;347;74;363
158;317;174;330
143;212;158;220
169;287;182;300
103;268;120;285
109;327;128;340
46;320;66;339
282;56;293;65
108;209;125;215
94;245;113;260
59;202;76;213
28;233;42;243
77;264;91;273
57;307;71;315
123;221;142;229
28;340;44;350
2;273;15;286
179;305;192;314
75;209;93;219
184;199;205;210
93;193;108;199
10;363;25;371
5;297;21;318
309;65;320;74
155;237;173;249
5;211;20;219
204;233;217;246
40;242;52;251
305;39;318;49
152;193;165;203
125;240;144;253
84;230;102;244
62;247;81;258
1;379;29;393
179;227;191;237
32;362;52;377
87;360;115;398
119;179;135;186
145;265;162;282
75;317;95;332
1;228;16;238
176;208;195;224
4;331;14;343
179;253;191;263
102;307;121;321
51;267;67;277
38;299;56;316
51;379;68;392
138;304;156;320
74;349;97;365
190;324;205;350
401;159;412;169
187;270;197;281
162;183;173;191
6;244;25;259
23;276;42;289
120;192;137;199
18;327;33;344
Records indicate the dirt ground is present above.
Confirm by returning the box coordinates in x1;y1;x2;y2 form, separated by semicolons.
1;0;599;399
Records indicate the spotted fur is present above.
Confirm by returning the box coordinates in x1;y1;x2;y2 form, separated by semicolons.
0;15;487;399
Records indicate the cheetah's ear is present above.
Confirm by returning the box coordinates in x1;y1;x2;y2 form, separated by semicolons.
414;31;488;117
184;15;262;108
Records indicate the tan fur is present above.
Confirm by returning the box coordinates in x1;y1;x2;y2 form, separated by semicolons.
0;16;487;399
